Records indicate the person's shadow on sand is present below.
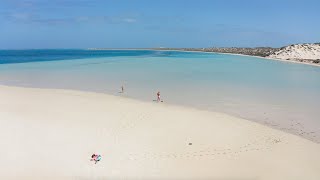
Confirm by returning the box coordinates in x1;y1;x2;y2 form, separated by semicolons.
153;99;164;102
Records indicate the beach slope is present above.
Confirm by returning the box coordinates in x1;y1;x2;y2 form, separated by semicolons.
0;85;319;180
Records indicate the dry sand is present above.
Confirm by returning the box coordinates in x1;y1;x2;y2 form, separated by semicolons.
1;85;320;180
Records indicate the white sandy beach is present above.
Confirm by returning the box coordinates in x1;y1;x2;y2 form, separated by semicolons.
1;85;320;180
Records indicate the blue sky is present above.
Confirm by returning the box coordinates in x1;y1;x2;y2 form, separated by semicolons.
0;0;319;49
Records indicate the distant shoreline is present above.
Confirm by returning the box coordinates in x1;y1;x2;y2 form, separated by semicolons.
88;48;320;67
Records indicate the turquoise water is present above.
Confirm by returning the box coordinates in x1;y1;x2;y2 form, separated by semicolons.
0;50;320;142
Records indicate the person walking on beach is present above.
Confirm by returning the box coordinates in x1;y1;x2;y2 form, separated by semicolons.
157;91;161;102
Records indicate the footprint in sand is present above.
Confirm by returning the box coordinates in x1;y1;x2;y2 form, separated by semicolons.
127;134;283;160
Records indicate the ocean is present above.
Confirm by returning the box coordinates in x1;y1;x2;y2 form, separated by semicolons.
1;49;320;142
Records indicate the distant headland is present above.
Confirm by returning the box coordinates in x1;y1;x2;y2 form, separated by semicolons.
88;43;320;66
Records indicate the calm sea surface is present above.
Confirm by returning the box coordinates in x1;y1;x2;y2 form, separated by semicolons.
1;49;320;142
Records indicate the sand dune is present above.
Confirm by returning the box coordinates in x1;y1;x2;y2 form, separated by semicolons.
1;85;320;180
268;43;320;61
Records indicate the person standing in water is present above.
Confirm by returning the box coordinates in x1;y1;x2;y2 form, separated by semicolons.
157;91;161;102
121;85;124;93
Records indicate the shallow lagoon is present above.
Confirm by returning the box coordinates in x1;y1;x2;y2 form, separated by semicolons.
1;50;319;142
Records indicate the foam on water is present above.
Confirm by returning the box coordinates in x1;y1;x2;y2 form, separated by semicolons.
0;50;319;142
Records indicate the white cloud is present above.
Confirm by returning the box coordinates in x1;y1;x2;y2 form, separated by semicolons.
122;18;136;23
9;13;31;20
